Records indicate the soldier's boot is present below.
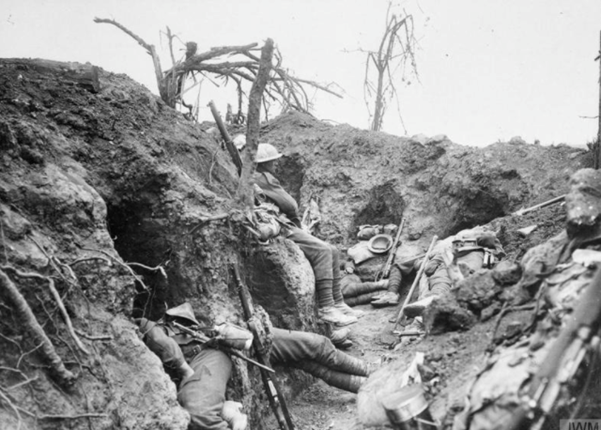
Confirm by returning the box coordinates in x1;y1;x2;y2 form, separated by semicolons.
346;279;389;297
333;277;364;318
371;291;400;308
403;296;437;318
328;349;371;376
345;292;381;306
294;361;367;393
317;279;358;327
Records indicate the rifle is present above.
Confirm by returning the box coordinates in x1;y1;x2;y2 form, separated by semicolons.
233;264;295;430
503;265;601;430
172;322;275;373
392;235;438;331
375;218;406;281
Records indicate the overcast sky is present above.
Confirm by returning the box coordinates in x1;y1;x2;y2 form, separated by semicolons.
1;0;600;147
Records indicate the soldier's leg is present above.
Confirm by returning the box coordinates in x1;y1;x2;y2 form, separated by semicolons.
287;228;356;326
291;361;366;393
178;348;232;430
270;328;369;376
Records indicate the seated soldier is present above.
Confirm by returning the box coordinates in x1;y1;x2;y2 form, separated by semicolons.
253;143;360;327
138;302;372;430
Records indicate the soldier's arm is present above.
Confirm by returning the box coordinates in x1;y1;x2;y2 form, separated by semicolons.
138;319;194;379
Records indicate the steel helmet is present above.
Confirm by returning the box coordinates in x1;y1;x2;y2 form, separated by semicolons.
165;302;201;326
368;234;394;254
256;143;283;163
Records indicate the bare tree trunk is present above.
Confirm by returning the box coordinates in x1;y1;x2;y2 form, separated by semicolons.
237;39;274;208
371;68;385;131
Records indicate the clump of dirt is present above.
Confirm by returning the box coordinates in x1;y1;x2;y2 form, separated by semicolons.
0;58;589;430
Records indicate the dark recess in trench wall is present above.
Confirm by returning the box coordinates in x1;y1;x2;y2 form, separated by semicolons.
351;181;404;238
274;152;305;204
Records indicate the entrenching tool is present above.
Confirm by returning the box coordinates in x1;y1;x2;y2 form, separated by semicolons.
375;218;405;282
392;235;438;331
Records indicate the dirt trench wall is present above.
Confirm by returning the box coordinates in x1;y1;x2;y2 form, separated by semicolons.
261;112;589;246
0;58;593;429
0;59;316;429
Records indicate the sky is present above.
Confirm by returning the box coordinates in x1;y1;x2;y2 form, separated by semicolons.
1;0;600;147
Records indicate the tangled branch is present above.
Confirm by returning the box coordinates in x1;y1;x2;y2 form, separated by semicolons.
94;17;342;118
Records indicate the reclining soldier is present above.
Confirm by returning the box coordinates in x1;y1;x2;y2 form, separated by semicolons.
138;302;372;430
371;228;505;316
253;143;360;327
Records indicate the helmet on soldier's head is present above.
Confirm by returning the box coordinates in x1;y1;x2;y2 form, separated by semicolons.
165;302;201;326
256;143;283;163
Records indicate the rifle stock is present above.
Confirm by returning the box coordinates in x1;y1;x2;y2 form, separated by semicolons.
233;264;295;430
376;218;405;281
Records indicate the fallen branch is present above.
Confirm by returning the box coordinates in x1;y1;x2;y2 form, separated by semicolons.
0;269;75;386
2;265;89;355
208;100;242;175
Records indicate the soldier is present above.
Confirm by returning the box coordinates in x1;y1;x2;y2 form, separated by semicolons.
253;143;360;327
371;228;504;317
138;302;373;430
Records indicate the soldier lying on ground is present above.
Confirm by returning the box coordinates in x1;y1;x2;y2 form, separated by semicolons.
371;228;505;321
137;302;372;430
253;143;361;327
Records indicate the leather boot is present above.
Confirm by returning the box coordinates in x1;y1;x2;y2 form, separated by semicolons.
328;349;370;376
345;292;381;306
318;306;358;327
294;361;367;393
335;302;365;318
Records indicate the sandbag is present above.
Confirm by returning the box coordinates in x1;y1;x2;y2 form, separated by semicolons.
348;241;377;264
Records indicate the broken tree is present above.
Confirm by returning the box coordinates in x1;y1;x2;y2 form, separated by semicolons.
94;17;342;119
